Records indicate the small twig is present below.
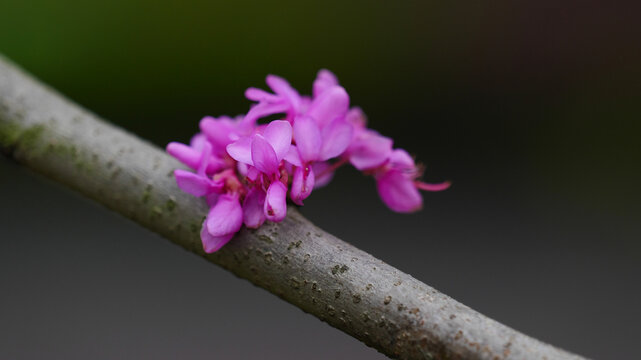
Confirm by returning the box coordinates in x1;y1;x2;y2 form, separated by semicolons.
0;54;587;360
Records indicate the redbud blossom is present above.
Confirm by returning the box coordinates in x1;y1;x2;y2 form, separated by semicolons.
167;70;448;253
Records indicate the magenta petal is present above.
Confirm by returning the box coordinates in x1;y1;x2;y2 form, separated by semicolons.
265;74;293;94
284;146;302;167
167;142;201;169
206;194;243;237
226;137;254;165
319;118;353;161
243;101;290;125
235;115;256;136
345;107;367;128
200;116;236;148
348;130;394;170
389;148;415;169
174;170;220;197
266;74;301;110
246;166;261;182
206;193;219;207
293;116;322;162
243;188;267;228
306;86;349;126
264;181;287;222
251;134;279;175
201;224;234;253
189;133;208;150
263;120;292;160
197;141;213;175
291;166;315;205
313;69;339;98
312;161;335;188
167;142;221;173
376;170;423;213
299;96;312;113
245;87;280;102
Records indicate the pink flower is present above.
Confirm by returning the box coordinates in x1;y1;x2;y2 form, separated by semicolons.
167;134;225;174
341;107;393;170
264;181;288;221
226;120;292;176
199;115;254;155
243;70;350;129
345;128;393;171
168;137;248;253
305;85;349;128
168;140;223;197
375;149;450;212
227;120;292;222
243;75;302;124
285;116;353;204
167;69;450;254
201;194;243;252
242;187;267;228
313;69;339;98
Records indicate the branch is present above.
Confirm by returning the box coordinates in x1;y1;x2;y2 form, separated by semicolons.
0;55;586;360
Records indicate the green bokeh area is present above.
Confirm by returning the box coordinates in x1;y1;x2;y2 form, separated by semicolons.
1;0;458;140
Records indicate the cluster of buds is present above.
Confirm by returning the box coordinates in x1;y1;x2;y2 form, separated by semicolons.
167;70;449;253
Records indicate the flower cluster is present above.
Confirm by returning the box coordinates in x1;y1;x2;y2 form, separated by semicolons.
167;70;449;253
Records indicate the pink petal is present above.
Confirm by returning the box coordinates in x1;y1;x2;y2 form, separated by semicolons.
167;142;221;173
319;118;353;161
284;146;302;166
197;141;213;175
266;74;301;110
201;223;234;253
291;166;315;205
206;193;219;207
263;120;292;160
347;130;393;170
293;116;322;162
200;116;236;148
299;96;312;113
245;87;280;102
206;194;243;237
306;86;349;126
235;115;256;137
174;170;221;197
246;166;261;182
312;161;335;188
313;69;339;98
389;148;415;169
243;188;267;228
251;134;279;175
376;170;423;213
345;107;367;129
243;101;290;125
189;133;208;150
264;181;287;222
226;137;254;165
167;142;200;169
283;161;294;176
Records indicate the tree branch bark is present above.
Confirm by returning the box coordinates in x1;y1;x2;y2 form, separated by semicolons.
0;55;587;360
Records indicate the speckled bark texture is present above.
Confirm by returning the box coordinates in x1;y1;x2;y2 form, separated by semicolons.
0;55;587;360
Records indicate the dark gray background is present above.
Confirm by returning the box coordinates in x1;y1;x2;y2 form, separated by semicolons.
1;0;640;358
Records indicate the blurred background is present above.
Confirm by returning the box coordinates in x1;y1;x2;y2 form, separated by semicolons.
1;0;640;358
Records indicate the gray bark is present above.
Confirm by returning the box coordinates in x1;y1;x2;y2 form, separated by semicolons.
0;54;587;360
